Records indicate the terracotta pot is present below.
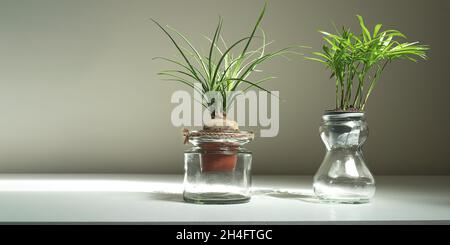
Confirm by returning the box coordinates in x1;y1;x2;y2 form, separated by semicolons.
199;142;238;172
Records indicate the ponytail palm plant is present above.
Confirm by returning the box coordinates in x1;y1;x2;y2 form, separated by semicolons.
307;15;428;111
152;4;297;119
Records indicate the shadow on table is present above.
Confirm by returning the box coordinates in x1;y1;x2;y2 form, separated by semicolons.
252;189;321;203
146;189;322;204
148;192;185;203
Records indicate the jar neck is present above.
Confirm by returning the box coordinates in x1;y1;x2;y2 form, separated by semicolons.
320;112;368;150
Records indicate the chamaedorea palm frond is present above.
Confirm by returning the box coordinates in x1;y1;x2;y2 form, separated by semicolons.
152;4;299;119
306;15;428;111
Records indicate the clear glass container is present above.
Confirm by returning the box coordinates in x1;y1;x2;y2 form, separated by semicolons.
183;131;253;204
313;112;375;203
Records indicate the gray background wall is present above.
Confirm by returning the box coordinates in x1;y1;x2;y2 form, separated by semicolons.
0;0;448;174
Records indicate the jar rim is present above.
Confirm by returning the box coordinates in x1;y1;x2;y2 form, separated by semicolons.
323;111;365;121
183;129;254;146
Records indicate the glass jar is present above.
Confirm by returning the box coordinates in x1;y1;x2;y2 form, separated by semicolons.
313;111;375;203
183;130;253;204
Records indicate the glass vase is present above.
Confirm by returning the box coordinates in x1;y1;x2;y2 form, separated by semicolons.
183;130;253;204
313;111;375;203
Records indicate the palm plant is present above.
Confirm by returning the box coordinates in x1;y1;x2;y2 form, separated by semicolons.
152;4;297;119
307;15;428;111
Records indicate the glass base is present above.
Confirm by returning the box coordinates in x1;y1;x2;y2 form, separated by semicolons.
313;177;375;204
316;196;370;204
183;192;250;204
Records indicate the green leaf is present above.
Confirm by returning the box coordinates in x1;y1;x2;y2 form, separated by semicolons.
154;4;304;110
204;35;224;56
241;2;266;56
153;56;207;84
167;26;209;79
211;36;252;89
243;77;276;91
383;30;407;39
158;72;204;92
160;69;198;81
373;24;382;38
209;16;223;77
151;19;201;82
305;57;327;64
226;78;278;98
312;52;331;61
323;37;337;49
161;78;194;88
238;47;295;82
307;15;428;111
218;58;241;84
357;15;371;42
153;57;192;73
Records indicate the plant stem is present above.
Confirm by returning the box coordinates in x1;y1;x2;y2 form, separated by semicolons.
343;64;353;109
352;64;366;109
222;90;227;117
340;72;345;109
361;60;389;110
335;79;339;110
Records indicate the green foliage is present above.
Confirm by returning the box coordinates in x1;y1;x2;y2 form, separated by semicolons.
306;15;428;111
153;4;298;118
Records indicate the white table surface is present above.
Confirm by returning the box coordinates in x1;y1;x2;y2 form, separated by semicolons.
0;174;449;224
